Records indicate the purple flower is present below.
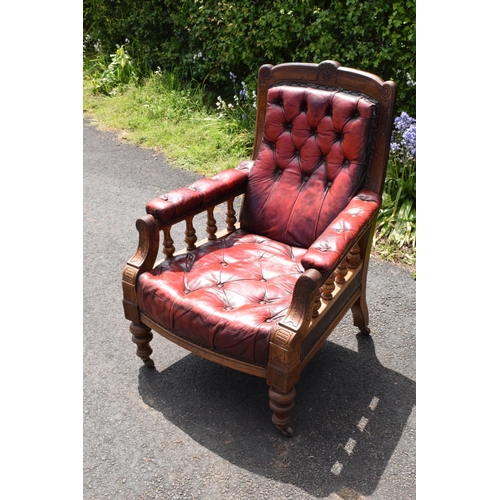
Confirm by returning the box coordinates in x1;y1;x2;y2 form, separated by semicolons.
391;112;416;159
229;72;237;82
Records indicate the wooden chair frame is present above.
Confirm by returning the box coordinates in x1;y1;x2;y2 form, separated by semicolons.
122;61;396;436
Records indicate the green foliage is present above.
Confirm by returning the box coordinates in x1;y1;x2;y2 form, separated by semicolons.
85;42;139;95
83;70;250;176
83;0;416;115
214;74;257;153
375;112;416;254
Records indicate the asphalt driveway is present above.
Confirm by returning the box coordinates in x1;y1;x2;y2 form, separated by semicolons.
83;117;416;500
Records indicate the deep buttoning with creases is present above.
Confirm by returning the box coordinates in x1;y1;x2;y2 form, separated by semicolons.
137;84;380;366
239;85;377;249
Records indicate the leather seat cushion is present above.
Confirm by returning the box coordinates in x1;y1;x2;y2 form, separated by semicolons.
137;229;307;366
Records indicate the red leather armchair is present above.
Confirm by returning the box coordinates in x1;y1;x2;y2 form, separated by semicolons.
122;61;396;436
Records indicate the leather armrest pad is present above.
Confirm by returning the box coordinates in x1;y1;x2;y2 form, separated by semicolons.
301;189;381;273
145;161;253;226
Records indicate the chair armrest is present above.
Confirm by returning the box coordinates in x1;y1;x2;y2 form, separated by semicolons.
301;189;381;274
145;160;254;226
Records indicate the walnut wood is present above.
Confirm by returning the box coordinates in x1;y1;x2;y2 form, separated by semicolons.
269;386;296;437
321;273;336;300
130;322;154;368
140;314;267;378
122;215;160;323
162;226;175;259
334;259;348;285
301;282;362;370
350;221;377;334
347;243;361;269
184;216;197;251
225;197;237;232
312;286;322;318
206;206;218;240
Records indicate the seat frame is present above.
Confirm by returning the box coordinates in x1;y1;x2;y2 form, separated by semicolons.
122;61;396;436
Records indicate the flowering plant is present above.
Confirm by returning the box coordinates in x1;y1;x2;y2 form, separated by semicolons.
375;111;416;255
88;42;139;95
215;72;257;153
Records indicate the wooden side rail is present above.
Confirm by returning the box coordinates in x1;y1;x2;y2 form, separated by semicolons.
122;196;242;322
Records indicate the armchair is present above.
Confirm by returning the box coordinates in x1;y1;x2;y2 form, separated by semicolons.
122;61;396;436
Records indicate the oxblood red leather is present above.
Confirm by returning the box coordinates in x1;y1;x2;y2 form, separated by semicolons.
240;86;376;248
137;230;307;366
301;190;381;273
146;161;253;226
137;85;379;366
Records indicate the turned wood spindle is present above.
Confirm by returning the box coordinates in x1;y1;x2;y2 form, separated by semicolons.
321;274;336;300
347;243;361;269
226;197;237;233
206;206;218;240
184;216;197;251
162;226;175;259
334;258;348;285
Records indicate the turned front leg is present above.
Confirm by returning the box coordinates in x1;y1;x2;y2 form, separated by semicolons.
130;322;155;368
269;386;296;437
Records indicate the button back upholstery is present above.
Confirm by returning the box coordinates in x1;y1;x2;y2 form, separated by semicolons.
122;60;396;436
240;85;377;248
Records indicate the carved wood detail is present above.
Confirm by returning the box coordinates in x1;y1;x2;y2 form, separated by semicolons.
312;286;322;318
280;269;322;333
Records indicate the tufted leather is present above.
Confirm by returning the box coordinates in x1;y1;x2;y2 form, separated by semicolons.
301;189;381;273
145;161;253;227
137;230;307;366
240;85;376;248
136;84;381;367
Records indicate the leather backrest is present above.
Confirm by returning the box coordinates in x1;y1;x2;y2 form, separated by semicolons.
240;85;377;248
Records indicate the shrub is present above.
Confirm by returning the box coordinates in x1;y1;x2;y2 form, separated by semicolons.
83;0;416;116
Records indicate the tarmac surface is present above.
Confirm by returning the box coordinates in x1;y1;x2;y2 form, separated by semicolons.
83;116;416;500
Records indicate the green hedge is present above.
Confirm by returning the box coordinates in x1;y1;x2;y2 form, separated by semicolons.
84;0;416;115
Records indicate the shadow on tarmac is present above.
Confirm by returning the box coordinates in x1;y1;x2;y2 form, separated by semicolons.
138;333;415;498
